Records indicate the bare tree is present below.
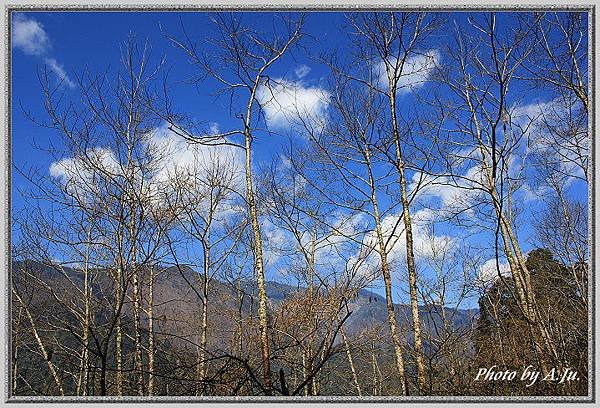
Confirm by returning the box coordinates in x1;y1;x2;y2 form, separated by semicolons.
524;12;588;112
345;12;442;393
435;12;560;373
14;37;176;396
285;55;415;394
160;146;246;395
261;152;370;395
164;14;304;394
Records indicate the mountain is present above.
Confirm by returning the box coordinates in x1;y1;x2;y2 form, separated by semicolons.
11;260;478;350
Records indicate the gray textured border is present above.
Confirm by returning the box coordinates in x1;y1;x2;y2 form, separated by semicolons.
1;4;598;11
4;4;12;406
1;2;596;405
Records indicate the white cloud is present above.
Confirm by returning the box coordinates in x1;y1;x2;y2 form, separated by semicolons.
410;209;455;259
312;212;368;268
262;211;369;279
44;57;76;89
391;209;453;262
255;78;330;132
208;122;220;135
512;98;588;184
294;64;311;79
358;208;455;279
148;124;243;187
13;14;75;89
145;124;245;215
13;14;50;56
49;147;121;200
376;49;440;94
408;165;485;219
262;219;290;269
520;183;548;202
478;258;511;286
49;123;246;214
407;97;587;213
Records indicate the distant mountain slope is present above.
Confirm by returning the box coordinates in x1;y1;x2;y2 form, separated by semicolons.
11;260;478;348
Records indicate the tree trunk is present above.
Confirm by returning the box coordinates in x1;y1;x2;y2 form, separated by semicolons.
13;288;65;396
131;263;144;395
77;283;89;395
389;90;427;395
197;242;210;396
236;278;244;356
366;144;408;395
371;338;378;396
340;327;362;396
12;304;24;396
495;201;558;373
78;223;93;396
244;126;272;394
302;349;309;396
147;266;155;396
379;246;408;396
99;354;108;396
115;264;124;396
306;233;316;396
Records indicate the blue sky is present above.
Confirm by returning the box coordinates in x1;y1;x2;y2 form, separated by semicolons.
11;12;341;201
11;11;589;308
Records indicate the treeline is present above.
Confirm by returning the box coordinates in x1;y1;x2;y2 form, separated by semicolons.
12;11;588;397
